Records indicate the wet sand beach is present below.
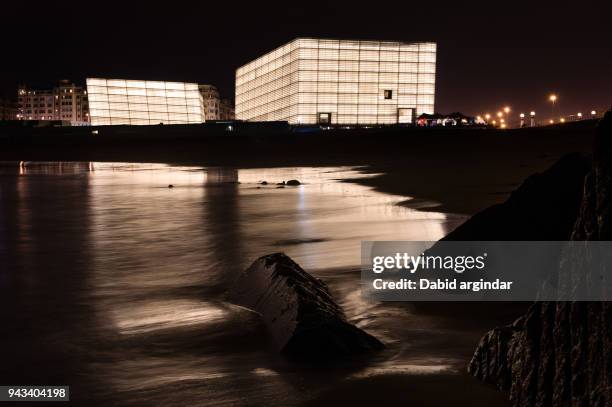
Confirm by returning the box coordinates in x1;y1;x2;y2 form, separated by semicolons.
0;122;597;405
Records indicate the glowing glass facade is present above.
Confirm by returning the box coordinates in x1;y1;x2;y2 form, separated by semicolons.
236;38;436;125
86;78;204;126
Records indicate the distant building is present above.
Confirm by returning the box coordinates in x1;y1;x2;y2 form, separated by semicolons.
236;38;436;125
16;80;89;124
86;78;205;125
198;84;221;120
198;84;235;120
219;98;235;120
0;97;17;120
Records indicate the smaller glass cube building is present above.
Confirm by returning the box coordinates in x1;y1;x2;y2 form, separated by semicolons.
235;38;436;125
86;78;205;126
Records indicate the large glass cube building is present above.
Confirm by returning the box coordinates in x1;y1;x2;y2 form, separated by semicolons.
86;78;205;125
235;38;436;125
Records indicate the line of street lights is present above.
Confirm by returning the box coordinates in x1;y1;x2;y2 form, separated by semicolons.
478;95;600;129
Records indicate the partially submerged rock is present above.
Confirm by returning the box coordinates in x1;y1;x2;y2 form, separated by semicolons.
229;253;384;360
286;179;301;186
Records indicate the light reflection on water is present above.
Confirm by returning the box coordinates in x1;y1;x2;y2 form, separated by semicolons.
0;161;468;406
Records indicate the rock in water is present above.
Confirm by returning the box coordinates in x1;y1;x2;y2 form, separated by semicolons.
229;253;384;360
286;179;301;186
468;112;612;406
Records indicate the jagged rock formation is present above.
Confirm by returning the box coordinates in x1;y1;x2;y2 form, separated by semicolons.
441;152;591;241
468;112;612;406
229;253;384;360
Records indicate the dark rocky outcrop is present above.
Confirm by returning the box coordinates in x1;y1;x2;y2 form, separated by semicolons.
229;253;384;360
468;112;612;406
442;152;591;241
286;179;301;186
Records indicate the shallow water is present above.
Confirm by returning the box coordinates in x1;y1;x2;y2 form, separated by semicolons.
0;162;513;406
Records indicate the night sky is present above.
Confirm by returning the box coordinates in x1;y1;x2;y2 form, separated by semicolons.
3;0;611;118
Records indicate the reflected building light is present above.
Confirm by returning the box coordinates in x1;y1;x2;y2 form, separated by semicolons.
235;38;436;125
86;78;205;126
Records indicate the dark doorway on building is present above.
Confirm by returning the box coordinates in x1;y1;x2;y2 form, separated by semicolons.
318;112;332;124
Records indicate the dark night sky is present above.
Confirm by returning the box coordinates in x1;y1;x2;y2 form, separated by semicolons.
2;1;611;119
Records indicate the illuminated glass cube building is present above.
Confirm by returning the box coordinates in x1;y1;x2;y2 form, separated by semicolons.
235;38;436;125
86;78;205;126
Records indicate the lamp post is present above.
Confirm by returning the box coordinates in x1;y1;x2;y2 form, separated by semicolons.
549;94;557;120
519;113;525;128
503;106;511;126
530;111;536;127
577;112;583;121
591;110;597;119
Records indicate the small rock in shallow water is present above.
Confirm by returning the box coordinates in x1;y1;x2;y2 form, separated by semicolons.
286;179;301;186
168;184;174;188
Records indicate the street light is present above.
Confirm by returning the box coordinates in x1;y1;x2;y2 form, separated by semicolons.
560;118;566;123
504;106;511;114
497;111;503;118
577;112;583;119
549;94;558;119
591;110;597;118
519;113;525;128
485;113;491;120
530;111;536;127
